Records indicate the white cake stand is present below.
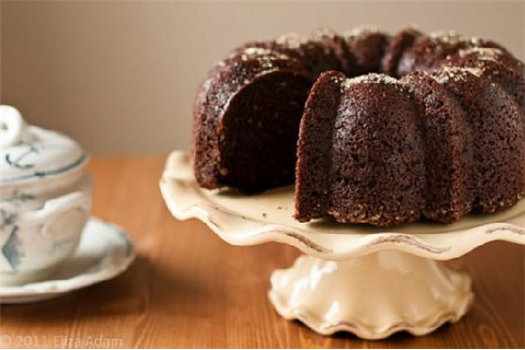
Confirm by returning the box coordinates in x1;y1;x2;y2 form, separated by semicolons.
160;151;525;340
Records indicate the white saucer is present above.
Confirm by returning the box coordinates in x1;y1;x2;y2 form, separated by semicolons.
0;218;135;304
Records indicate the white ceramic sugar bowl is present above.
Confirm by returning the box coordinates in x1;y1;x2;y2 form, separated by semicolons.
0;105;93;285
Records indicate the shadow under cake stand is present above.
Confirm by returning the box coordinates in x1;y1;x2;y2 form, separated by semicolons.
160;151;525;340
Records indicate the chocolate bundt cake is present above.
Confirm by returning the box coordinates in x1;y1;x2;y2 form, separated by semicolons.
192;26;525;226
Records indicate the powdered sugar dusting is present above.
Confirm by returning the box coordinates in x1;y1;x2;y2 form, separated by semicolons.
345;25;380;37
460;67;484;77
350;73;398;84
339;73;400;90
434;67;483;83
242;47;274;57
238;48;284;69
429;31;463;45
275;33;306;49
214;47;291;72
329;74;346;85
458;47;504;61
469;36;484;46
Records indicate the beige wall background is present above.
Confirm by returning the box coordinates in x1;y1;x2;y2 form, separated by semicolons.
1;1;524;154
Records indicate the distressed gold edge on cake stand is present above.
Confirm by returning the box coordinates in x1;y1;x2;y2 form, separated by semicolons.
160;150;525;339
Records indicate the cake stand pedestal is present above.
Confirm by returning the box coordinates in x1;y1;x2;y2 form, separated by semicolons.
160;151;525;340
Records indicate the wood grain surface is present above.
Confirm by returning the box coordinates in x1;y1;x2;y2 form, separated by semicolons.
0;157;523;349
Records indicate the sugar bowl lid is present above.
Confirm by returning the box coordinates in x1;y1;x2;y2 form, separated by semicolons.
0;105;88;185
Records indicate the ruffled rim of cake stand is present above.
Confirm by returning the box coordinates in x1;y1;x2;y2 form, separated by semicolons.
161;151;525;261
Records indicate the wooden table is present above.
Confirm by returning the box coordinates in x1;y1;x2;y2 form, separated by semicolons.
1;157;524;348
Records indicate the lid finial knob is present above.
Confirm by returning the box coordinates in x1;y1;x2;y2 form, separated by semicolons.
0;105;27;148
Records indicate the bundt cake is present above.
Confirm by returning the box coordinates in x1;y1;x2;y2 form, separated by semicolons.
192;26;525;226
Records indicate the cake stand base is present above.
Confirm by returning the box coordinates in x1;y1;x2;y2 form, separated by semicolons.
269;251;473;339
